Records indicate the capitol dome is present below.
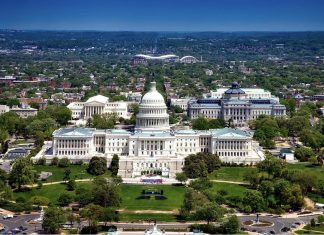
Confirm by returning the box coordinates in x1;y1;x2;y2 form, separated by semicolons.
136;82;170;131
141;82;165;104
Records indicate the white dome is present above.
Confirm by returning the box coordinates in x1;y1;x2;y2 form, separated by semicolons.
135;81;170;131
85;94;108;104
141;82;165;104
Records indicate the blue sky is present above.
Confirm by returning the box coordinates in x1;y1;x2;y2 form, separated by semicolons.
1;0;324;31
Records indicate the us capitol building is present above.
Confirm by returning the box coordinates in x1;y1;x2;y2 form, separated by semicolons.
33;82;264;178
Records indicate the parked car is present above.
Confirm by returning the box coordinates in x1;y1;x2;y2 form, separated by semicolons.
3;214;13;219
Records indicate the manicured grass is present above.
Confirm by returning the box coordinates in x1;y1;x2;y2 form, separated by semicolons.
14;183;74;203
208;182;249;198
119;213;178;222
304;225;324;232
208;167;256;182
33;164;111;182
287;162;324;179
295;230;324;234
14;183;185;211
120;184;185;211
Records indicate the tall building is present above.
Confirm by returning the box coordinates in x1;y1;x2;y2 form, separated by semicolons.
33;82;264;178
188;82;286;126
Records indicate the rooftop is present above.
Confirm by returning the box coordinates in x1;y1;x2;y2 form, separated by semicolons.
54;128;95;137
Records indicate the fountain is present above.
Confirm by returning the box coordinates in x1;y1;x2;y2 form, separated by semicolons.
242;213;273;227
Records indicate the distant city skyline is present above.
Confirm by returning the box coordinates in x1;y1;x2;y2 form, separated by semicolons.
1;0;324;31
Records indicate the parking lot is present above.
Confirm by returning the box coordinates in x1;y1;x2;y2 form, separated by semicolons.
0;214;41;234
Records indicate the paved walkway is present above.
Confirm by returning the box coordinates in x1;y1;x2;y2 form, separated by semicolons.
26;177;248;188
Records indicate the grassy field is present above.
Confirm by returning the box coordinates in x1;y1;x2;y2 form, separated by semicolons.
304;225;324;232
287;162;324;178
208;182;250;198
295;230;324;234
208;167;256;182
14;183;75;203
33;164;111;182
120;184;185;211
14;183;186;211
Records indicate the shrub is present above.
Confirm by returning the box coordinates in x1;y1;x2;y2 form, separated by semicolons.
51;157;59;166
58;157;70;167
57;193;74;206
67;179;76;191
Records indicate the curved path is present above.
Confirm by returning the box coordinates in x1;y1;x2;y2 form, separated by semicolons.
26;178;247;188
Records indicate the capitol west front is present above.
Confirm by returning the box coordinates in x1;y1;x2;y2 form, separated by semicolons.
33;82;264;178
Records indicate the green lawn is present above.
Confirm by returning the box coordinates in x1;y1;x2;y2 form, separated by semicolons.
295;230;324;234
119;213;178;222
287;162;324;179
14;183;75;204
120;184;185;211
304;225;324;232
14;183;186;211
208;182;249;198
208;167;256;182
33;165;111;182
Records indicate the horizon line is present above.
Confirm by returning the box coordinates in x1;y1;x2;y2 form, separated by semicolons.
1;29;324;33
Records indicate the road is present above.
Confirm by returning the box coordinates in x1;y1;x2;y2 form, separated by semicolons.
238;214;319;234
0;212;321;234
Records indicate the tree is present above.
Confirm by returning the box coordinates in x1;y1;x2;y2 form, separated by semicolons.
58;157;70;167
51;157;59;166
63;169;71;182
9;157;34;190
55;106;72;125
317;215;324;223
243;169;262;189
0;111;23;135
67;179;76;191
80;203;104;233
219;215;240;234
0;128;9;153
309;156;319;165
310;218;316;228
192;116;209;130
183;152;220;178
243;191;265;213
194;203;224;224
102;207;119;226
183;158;207;178
30;196;50;206
91;113;117;129
257;155;286;178
92;177;121;208
181;188;209;213
110;154;119;176
176;173;188;185
87;157;107;176
189;178;213;191
259;180;274;198
75;185;93;207
42;206;66;234
294;147;315;162
57;193;74;206
172;105;183;113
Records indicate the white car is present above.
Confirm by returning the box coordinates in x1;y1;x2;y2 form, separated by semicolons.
3;214;14;219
